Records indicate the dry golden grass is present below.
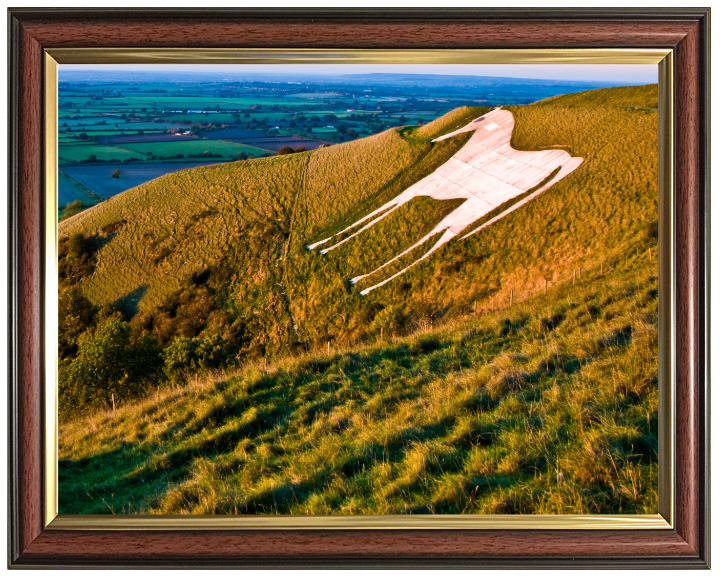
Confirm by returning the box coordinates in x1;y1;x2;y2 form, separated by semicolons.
58;106;486;355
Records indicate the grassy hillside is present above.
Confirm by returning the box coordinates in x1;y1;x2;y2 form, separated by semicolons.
59;87;657;366
58;86;660;514
57;106;487;359
59;255;658;514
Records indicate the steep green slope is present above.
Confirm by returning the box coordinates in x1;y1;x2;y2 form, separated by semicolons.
58;87;660;514
347;84;658;319
58;85;658;416
58;107;487;357
59;255;658;515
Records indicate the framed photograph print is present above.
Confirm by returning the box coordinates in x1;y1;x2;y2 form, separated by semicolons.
8;8;709;568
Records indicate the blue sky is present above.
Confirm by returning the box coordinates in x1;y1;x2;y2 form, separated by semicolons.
60;64;658;84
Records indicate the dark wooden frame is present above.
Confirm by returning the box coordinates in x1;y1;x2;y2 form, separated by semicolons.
8;8;710;568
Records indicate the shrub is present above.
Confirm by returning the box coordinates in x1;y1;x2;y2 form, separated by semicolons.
111;169;122;179
58;286;95;359
58;234;96;289
646;220;658;241
163;334;230;384
59;320;161;420
371;305;408;336
60;200;85;221
67;232;88;259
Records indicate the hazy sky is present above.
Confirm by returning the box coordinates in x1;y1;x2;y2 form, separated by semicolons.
60;64;658;84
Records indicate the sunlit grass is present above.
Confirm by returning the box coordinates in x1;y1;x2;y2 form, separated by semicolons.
59;258;658;515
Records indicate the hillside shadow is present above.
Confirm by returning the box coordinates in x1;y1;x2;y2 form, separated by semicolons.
88;231;117;251
116;285;149;318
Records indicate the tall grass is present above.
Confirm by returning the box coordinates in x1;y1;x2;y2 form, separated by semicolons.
59;257;658;515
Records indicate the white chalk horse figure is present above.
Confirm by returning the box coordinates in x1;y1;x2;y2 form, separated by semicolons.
307;109;583;295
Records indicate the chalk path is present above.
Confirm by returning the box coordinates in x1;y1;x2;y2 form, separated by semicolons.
308;109;583;295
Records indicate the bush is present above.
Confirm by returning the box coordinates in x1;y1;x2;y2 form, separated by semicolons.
58;234;96;289
60;200;85;221
162;334;230;384
59;320;161;420
371;305;408;336
646;220;658;241
111;169;122;179
58;286;95;359
67;233;88;259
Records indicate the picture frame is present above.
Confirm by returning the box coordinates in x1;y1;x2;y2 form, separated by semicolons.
8;8;709;568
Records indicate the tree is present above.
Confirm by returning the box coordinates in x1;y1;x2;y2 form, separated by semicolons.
276;146;295;156
371;305;408;337
111;169;122;179
60;320;130;415
59;319;161;420
60;200;85;221
58;286;95;359
67;232;89;259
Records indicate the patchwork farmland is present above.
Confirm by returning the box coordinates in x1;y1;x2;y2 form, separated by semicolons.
57;70;618;216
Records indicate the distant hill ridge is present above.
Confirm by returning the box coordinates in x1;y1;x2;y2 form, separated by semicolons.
59;70;644;89
333;73;627;87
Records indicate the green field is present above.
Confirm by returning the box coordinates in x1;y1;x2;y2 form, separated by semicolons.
57;78;466;172
58;144;142;164
120;140;272;158
62;130;166;137
118;96;320;108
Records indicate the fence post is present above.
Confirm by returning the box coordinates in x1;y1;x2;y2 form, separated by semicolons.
510;289;513;305
112;393;115;416
473;300;477;315
327;341;330;355
545;279;548;294
649;247;652;260
381;327;384;341
573;269;576;284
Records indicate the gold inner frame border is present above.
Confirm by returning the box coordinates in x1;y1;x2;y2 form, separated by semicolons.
44;48;673;530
